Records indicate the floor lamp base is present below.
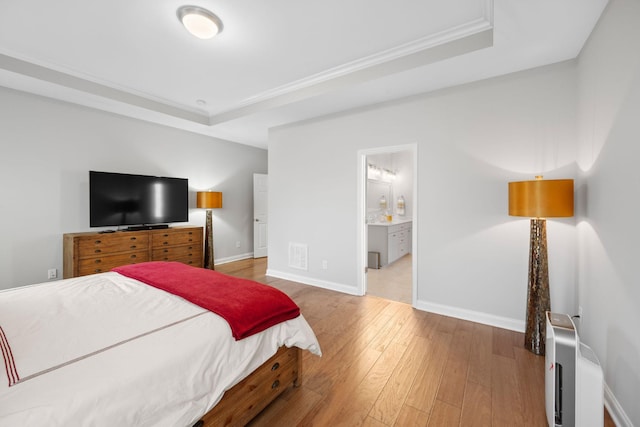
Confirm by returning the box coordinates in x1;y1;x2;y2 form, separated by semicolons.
204;210;215;270
525;218;550;356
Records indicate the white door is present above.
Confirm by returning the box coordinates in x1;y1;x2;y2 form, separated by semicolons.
253;173;268;258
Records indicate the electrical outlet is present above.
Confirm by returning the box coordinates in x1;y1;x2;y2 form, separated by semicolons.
47;269;57;280
235;241;241;248
322;260;328;270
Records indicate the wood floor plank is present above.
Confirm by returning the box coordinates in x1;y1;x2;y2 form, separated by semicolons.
369;335;431;425
405;331;453;412
436;326;473;407
298;347;382;426
322;341;408;426
459;381;492;427
435;314;459;334
362;416;388;427
303;298;400;396
491;354;525;426
427;400;461;427
492;327;518;359
514;347;547;426
246;385;322;427
394;405;429;427
467;323;493;388
368;301;415;352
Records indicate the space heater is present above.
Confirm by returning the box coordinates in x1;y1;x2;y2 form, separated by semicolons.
545;312;603;427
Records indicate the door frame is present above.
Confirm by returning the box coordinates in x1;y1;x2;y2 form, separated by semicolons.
356;143;418;306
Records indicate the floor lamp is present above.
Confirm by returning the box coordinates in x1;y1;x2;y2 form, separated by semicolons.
508;177;573;355
197;191;222;270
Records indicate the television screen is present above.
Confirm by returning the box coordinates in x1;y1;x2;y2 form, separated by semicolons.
90;171;188;228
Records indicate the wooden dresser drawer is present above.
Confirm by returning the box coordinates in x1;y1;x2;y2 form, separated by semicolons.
171;256;202;267
151;229;201;248
77;250;149;276
152;245;202;261
76;233;148;258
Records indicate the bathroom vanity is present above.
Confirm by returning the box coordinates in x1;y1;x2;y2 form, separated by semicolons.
368;219;412;267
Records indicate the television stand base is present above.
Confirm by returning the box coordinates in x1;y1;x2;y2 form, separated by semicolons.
126;224;169;231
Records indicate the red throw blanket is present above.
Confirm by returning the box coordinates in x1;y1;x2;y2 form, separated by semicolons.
112;262;300;340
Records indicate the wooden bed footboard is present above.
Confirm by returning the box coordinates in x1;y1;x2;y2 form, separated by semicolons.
196;346;302;427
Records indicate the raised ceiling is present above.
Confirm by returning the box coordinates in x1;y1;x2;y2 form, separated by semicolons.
0;0;607;148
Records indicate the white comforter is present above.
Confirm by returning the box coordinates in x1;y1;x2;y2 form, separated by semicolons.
0;272;321;426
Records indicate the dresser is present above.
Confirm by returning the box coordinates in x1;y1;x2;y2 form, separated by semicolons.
63;226;203;278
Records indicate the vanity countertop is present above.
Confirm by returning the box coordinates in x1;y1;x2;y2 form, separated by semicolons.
368;218;412;227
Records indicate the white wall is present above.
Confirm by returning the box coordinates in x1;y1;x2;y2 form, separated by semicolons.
0;87;267;290
268;60;578;330
576;0;640;425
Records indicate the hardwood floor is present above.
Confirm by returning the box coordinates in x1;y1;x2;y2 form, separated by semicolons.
217;258;615;427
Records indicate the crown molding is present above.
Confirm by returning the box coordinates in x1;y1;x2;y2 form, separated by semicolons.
229;17;493;112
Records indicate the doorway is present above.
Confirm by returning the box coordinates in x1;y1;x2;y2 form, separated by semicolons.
357;144;417;305
253;173;268;258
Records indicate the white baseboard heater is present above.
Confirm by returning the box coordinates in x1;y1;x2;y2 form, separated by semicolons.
545;312;604;427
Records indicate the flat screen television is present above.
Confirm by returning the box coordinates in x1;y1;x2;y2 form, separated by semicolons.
90;171;189;229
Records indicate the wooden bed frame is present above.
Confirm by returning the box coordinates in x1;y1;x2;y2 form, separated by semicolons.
194;346;302;427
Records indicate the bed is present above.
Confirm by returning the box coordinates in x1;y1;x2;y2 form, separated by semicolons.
0;261;321;426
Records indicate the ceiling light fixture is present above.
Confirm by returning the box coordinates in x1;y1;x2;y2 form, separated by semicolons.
177;6;223;40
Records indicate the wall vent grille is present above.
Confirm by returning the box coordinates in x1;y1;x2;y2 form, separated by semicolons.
288;242;308;271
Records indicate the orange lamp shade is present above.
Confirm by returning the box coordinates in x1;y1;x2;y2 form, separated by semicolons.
508;179;573;218
197;191;222;209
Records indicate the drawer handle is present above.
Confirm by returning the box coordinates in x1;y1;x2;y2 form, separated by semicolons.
95;259;102;264
95;240;101;244
188;238;193;242
130;245;137;249
271;362;280;371
271;380;280;389
94;268;102;273
188;246;193;250
189;232;193;235
130;255;137;259
130;237;137;241
164;257;169;261
164;249;169;253
163;234;169;237
163;242;169;245
94;249;101;254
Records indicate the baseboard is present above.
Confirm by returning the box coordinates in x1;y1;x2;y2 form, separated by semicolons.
214;252;254;266
604;381;633;427
414;299;525;333
266;269;360;296
266;269;524;332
